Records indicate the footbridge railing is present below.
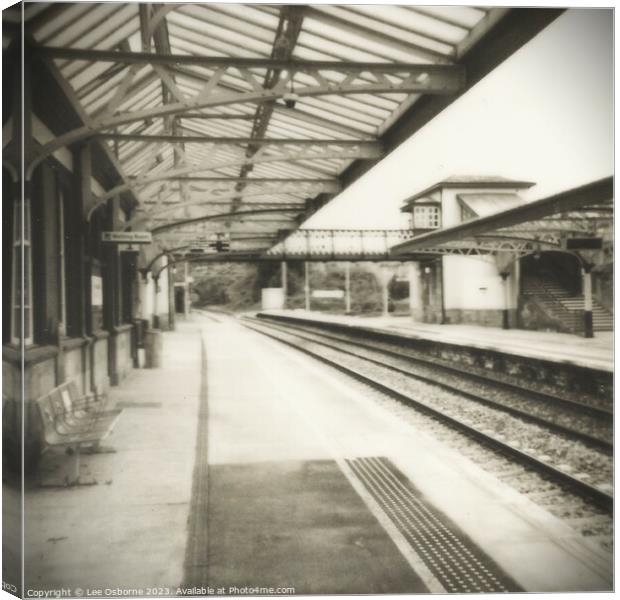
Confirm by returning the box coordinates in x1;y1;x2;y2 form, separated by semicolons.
265;229;417;261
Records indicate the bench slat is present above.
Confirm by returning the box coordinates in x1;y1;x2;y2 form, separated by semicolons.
36;382;123;450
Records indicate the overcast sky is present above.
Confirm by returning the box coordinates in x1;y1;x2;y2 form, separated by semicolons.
305;8;613;229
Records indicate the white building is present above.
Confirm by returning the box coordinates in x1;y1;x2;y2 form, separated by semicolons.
401;176;535;327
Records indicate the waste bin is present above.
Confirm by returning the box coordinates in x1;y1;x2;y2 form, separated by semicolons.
144;329;163;368
137;319;149;348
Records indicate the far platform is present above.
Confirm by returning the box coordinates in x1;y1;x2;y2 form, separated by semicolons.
257;310;613;373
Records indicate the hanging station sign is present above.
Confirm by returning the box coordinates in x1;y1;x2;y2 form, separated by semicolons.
563;237;603;250
187;233;231;254
101;231;153;244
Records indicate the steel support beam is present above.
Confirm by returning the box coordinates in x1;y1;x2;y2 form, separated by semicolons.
317;8;566;216
158;253;414;264
178;113;255;120
30;55;460;169
152;209;300;234
88;147;373;217
146;201;306;209
128;186;338;229
233;6;305;212
33;45;141;208
36;46;465;72
168;177;341;187
97;134;380;149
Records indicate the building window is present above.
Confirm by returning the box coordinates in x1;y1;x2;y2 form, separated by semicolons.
91;262;105;332
58;189;67;337
12;195;33;345
413;205;441;229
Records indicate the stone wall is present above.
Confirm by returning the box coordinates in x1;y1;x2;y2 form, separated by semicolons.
517;296;581;335
443;308;517;328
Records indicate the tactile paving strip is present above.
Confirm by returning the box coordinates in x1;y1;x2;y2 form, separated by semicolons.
346;456;522;593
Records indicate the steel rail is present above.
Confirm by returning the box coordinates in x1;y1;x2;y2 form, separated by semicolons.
255;314;612;419
241;318;613;512
245;317;612;452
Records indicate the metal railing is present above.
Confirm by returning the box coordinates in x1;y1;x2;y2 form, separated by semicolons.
522;277;583;333
266;229;417;259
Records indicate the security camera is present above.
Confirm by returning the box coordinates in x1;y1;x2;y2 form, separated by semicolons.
283;92;299;109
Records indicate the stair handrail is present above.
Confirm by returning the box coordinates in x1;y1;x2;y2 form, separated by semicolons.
523;277;582;330
536;270;612;317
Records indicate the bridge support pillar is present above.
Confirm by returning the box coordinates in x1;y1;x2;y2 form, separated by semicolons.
344;262;351;314
281;261;288;308
304;262;310;311
408;262;422;320
380;264;390;317
582;265;593;338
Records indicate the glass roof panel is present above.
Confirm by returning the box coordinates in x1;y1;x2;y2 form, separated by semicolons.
351;5;470;46
17;3;511;248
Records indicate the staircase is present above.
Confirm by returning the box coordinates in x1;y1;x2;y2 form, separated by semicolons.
522;273;613;332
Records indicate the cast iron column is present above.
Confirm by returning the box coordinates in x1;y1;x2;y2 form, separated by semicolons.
582;264;594;338
344;262;351;314
281;260;288;308
500;272;510;330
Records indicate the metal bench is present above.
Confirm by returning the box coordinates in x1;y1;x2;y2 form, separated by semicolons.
36;381;123;486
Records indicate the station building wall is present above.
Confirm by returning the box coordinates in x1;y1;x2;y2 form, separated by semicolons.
2;115;173;466
408;185;523;327
442;255;518;327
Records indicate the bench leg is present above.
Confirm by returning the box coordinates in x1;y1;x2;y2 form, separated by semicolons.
67;447;97;486
38;447;98;488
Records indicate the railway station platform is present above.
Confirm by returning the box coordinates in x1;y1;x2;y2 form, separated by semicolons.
21;312;612;594
260;310;613;373
23;320;203;592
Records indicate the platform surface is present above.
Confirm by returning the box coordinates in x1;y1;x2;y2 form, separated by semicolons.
21;313;612;596
23;321;203;594
260;309;613;372
203;314;611;592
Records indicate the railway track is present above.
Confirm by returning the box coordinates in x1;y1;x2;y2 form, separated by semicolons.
256;314;612;419
247;316;612;450
241;315;613;513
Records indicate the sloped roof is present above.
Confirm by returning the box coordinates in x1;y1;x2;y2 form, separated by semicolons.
391;177;613;258
402;175;535;210
457;192;526;218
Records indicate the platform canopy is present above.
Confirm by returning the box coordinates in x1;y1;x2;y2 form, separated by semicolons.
7;4;565;258
390;177;614;263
